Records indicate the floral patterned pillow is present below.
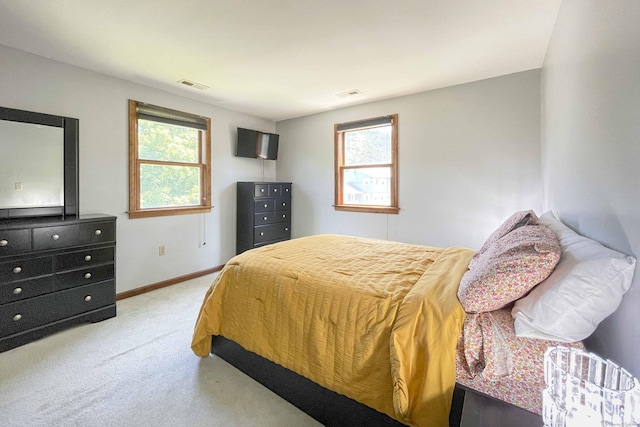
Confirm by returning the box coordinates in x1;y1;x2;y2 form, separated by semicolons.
458;224;561;313
468;210;538;270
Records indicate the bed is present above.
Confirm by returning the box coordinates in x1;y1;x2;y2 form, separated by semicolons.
192;211;635;427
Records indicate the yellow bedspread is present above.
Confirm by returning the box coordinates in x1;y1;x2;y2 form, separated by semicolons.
192;235;474;427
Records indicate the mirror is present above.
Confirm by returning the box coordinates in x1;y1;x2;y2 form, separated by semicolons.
0;120;64;209
0;106;79;219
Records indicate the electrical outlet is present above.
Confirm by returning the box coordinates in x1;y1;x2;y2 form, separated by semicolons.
15;182;23;191
159;245;165;256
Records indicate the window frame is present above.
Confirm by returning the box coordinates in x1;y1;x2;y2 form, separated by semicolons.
334;114;399;214
128;99;212;219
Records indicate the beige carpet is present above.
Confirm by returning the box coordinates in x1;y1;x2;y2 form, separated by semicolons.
0;274;321;427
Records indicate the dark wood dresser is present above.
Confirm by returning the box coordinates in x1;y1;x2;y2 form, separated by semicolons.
236;182;291;254
0;214;116;352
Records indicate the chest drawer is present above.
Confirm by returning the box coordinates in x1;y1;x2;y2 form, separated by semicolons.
56;246;114;271
54;263;115;292
254;223;291;244
0;256;53;284
254;210;290;226
0;229;31;257
275;197;291;211
254;199;275;213
0;280;115;337
255;212;275;226
0;276;54;304
254;184;270;198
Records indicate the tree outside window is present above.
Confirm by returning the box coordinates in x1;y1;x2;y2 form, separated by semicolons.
128;100;211;218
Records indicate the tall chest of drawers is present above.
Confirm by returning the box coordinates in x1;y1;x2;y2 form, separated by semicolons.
0;214;116;352
236;182;292;254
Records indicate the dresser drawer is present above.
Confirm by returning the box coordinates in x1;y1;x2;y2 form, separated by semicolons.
0;276;54;304
56;246;114;271
57;280;115;321
254;223;291;244
254;199;275;213
0;229;31;257
54;263;115;291
0;256;53;284
1;292;58;336
32;221;115;251
33;225;80;251
0;280;115;337
78;221;115;245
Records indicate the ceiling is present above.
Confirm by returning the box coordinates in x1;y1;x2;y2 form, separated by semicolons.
0;0;561;122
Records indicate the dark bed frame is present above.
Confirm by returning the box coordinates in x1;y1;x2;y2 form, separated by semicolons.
212;335;465;426
211;335;544;427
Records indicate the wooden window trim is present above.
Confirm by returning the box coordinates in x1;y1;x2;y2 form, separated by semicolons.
334;114;399;214
128;99;212;219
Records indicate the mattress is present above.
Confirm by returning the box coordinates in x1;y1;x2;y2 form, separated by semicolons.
192;234;474;427
456;307;584;414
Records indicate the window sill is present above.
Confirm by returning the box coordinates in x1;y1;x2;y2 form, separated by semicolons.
128;206;212;219
333;205;399;214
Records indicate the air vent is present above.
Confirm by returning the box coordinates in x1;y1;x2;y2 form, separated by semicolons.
336;89;362;98
177;79;209;90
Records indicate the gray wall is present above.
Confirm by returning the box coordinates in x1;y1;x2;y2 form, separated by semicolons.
542;1;640;376
276;70;542;250
0;44;276;293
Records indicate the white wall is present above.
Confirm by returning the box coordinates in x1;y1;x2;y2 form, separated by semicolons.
276;70;542;250
0;44;276;293
542;1;640;376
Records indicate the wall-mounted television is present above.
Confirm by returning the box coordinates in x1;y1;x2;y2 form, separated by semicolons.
235;127;279;160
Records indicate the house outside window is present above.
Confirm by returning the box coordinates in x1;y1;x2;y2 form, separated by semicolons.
334;114;399;214
128;100;212;218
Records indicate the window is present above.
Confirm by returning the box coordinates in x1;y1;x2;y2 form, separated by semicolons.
128;100;211;218
334;114;399;214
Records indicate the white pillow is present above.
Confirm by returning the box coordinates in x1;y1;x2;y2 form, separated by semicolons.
512;211;636;342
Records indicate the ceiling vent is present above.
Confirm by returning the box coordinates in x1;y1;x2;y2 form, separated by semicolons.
336;89;362;98
177;79;209;90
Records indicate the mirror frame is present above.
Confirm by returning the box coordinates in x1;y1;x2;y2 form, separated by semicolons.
0;106;79;219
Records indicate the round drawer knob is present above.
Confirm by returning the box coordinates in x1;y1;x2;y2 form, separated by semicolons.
94;229;102;236
84;272;92;279
13;287;22;295
85;255;92;262
84;295;92;302
285;227;289;231
260;232;264;236
282;203;287;207
263;216;268;220
52;234;60;240
260;188;265;192
282;214;286;218
274;189;278;193
264;204;268;208
13;266;22;274
0;239;8;247
13;314;22;321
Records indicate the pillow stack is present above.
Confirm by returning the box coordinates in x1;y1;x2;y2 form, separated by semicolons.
459;210;636;343
511;211;636;342
458;211;561;313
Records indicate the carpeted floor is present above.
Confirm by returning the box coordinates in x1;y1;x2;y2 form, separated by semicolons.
0;274;321;427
